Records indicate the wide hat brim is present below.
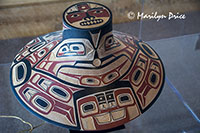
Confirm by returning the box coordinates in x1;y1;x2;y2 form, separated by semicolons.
10;29;164;131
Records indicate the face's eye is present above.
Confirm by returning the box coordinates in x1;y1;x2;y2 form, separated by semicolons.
57;43;85;57
117;93;134;107
66;12;86;23
94;10;103;14
57;45;69;56
69;44;84;52
83;102;95;112
49;86;70;102
105;35;120;50
61;45;69;52
32;95;52;113
88;8;109;17
148;71;160;87
69;43;85;55
38;49;46;57
80;76;101;86
80;101;98;116
105;36;114;48
131;68;144;86
12;61;28;86
106;36;114;44
102;71;119;84
71;14;80;18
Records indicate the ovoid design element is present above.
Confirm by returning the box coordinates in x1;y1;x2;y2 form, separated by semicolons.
10;2;165;131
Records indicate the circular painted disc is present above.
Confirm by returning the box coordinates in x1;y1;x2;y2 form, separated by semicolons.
63;2;111;30
10;2;165;131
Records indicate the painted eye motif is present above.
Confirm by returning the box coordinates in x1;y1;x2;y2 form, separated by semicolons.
12;61;28;86
88;8;109;18
38;49;46;57
106;36;114;44
61;45;69;52
80;101;98;116
32;95;52;113
102;71;119;84
66;12;87;23
148;71;160;87
49;86;70;102
69;44;84;52
94;10;103;14
80;76;101;86
105;36;114;48
57;44;69;56
131;68;144;86
83;102;95;112
105;35;120;50
71;14;80;18
57;43;85;57
117;93;134;107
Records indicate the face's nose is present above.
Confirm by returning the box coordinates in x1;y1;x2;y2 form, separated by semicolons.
84;12;95;20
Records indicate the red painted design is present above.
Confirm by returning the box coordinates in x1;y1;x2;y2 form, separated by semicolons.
67;12;87;23
77;88;138;130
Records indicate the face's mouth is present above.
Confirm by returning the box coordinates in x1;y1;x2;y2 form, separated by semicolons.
80;19;103;26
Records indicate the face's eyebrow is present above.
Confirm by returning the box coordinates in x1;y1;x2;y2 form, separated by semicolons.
88;7;103;11
67;11;82;14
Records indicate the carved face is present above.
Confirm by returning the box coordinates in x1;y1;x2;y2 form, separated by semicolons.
64;2;111;29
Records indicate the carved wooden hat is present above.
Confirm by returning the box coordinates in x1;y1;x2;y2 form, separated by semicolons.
10;2;165;131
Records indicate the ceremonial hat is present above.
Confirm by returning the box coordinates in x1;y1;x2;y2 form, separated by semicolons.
10;2;165;131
